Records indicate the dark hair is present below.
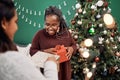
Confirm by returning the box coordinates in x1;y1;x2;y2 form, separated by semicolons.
44;6;68;32
0;0;17;52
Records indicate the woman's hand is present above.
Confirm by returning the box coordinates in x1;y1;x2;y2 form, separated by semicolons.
66;47;74;59
43;48;56;54
46;56;57;63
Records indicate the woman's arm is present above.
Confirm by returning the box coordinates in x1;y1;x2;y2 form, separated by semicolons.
0;51;58;80
66;31;77;59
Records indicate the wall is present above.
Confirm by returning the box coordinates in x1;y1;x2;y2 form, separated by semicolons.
14;0;120;45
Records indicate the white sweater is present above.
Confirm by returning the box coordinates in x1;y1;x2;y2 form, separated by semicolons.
0;51;58;80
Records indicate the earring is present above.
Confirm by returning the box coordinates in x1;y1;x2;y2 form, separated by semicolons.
57;27;60;33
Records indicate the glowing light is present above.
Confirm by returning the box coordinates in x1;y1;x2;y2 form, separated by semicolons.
92;62;96;68
82;51;90;58
84;39;93;47
87;72;93;78
103;14;115;29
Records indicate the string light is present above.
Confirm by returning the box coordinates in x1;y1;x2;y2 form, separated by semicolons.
103;13;115;29
87;72;93;78
92;62;96;68
82;51;90;58
84;39;93;47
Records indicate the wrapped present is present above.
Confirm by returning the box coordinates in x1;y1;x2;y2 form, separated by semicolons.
55;45;69;63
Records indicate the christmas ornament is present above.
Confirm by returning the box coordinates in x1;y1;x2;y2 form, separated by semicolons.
83;67;89;74
103;14;115;29
77;20;82;25
91;10;95;14
109;67;115;74
106;39;110;44
68;29;73;34
111;32;115;37
78;8;82;13
118;37;120;42
89;27;95;35
102;68;107;76
107;7;111;13
99;23;103;27
87;0;92;2
84;39;93;47
110;37;114;42
80;41;85;47
76;43;80;49
74;13;78;17
104;1;108;8
114;65;118;70
95;56;100;62
96;14;101;19
71;20;76;25
91;5;96;10
83;10;86;14
103;30;107;34
73;34;78;40
115;52;120;57
96;0;104;7
98;37;104;44
75;3;81;9
103;8;106;11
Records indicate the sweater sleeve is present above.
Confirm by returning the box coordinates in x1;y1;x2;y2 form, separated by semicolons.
0;51;58;80
44;61;58;80
68;31;77;54
30;31;41;56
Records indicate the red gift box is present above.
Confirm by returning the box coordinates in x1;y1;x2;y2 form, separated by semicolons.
55;45;69;63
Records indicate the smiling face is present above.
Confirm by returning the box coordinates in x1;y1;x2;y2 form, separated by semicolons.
2;11;18;41
45;15;60;35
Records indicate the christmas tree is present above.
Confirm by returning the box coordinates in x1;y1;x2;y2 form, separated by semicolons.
70;0;120;80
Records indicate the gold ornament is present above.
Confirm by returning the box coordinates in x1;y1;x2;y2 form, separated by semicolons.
71;20;76;25
80;41;86;47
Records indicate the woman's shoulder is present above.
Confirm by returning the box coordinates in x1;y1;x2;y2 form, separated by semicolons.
0;51;43;80
34;29;46;37
0;51;34;65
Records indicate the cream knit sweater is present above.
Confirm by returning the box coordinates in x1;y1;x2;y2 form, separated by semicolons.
0;51;58;80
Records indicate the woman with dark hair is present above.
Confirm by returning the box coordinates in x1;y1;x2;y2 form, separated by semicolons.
0;0;58;80
0;0;18;52
30;6;77;80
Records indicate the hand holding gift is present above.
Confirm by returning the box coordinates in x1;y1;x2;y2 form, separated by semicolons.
55;45;69;63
